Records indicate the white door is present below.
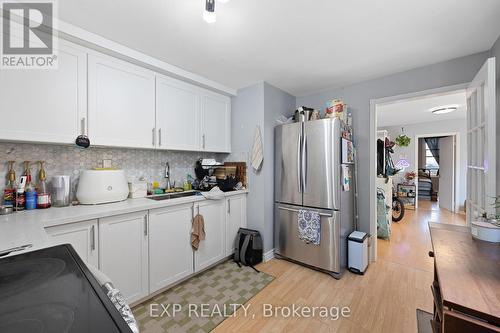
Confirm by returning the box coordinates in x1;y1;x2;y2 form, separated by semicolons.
156;75;201;151
200;91;231;152
194;200;225;272
466;57;497;223
225;195;247;256
149;204;194;293
88;52;156;149
99;211;149;304
438;136;455;212
0;39;87;144
45;220;98;267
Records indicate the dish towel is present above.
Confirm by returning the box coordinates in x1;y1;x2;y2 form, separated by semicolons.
298;209;321;245
251;126;263;171
201;186;225;200
191;214;206;250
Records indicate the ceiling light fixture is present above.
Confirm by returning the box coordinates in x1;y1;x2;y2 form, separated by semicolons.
431;106;458;115
203;0;216;24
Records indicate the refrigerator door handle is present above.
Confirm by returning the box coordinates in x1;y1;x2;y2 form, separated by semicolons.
297;127;302;193
302;133;307;192
277;205;333;217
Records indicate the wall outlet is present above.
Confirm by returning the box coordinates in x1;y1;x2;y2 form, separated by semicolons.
102;159;112;168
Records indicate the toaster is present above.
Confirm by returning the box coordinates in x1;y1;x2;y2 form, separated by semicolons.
77;170;129;205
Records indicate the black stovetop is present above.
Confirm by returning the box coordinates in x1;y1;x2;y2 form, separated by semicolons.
0;245;132;333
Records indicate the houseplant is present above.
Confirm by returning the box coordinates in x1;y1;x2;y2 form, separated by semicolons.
395;134;411;147
395;127;411;147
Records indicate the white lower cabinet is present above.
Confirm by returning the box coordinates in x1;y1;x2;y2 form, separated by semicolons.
194;200;226;272
149;204;194;293
45;219;98;267
43;194;246;304
99;211;149;304
225;194;248;256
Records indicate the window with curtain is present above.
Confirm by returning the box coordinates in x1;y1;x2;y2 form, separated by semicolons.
425;143;439;175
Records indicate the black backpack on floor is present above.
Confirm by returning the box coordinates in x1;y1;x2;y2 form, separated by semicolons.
234;228;263;272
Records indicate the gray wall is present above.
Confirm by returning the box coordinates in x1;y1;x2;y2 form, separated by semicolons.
297;51;490;235
491;35;500;200
230;82;295;252
229;82;266;247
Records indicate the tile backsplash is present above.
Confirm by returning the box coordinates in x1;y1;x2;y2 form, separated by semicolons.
0;142;224;200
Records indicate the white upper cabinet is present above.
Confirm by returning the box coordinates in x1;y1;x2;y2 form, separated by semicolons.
88;52;156;149
155;75;200;151
0;39;87;144
200;90;231;153
194;200;226;272
0;34;231;152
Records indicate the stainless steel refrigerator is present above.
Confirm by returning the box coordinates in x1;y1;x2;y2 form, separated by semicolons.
274;117;354;279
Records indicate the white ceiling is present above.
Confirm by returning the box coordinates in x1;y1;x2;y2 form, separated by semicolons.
58;0;500;96
377;90;467;127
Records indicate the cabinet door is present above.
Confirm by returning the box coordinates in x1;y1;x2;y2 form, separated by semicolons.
88;52;156;149
156;75;201;151
0;39;87;144
149;204;194;293
45;220;98;267
200;91;231;153
194;200;226;272
99;211;149;304
225;195;247;256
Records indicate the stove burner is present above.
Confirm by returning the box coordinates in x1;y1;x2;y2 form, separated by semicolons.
0;258;66;299
0;303;74;333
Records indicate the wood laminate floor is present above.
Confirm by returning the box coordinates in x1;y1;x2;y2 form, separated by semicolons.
214;200;465;333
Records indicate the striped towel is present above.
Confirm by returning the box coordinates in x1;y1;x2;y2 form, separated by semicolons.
251;126;263;171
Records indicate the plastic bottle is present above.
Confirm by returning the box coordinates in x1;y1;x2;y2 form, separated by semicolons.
25;185;37;210
36;161;51;209
24;169;37;210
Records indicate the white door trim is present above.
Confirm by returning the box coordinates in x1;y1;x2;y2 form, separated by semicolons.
369;83;469;262
414;132;460;213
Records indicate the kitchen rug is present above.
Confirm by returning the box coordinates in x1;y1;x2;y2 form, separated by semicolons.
132;260;274;333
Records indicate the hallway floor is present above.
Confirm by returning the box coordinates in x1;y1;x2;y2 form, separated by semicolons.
214;202;465;332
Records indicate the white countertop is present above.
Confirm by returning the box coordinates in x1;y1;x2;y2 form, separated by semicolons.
0;189;248;257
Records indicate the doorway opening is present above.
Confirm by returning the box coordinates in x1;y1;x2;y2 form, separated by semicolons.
415;134;461;215
370;83;470;262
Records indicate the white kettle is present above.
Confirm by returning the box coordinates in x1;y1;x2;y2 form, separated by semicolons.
77;170;129;205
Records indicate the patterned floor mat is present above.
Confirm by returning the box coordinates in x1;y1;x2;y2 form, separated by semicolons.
132;260;274;333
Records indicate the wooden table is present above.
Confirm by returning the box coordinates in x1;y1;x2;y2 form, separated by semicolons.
429;222;500;332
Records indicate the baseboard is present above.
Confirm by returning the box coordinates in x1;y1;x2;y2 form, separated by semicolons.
263;249;275;262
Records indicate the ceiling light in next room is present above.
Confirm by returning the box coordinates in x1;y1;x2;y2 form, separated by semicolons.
430;105;458;115
203;0;216;24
